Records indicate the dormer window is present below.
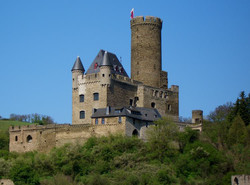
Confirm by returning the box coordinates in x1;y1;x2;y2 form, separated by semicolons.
94;63;98;69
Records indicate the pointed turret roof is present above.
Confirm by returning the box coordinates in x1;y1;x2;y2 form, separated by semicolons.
101;51;112;66
71;56;85;72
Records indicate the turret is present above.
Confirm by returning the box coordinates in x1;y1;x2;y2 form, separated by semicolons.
130;16;163;88
100;51;112;87
192;110;203;124
71;56;85;124
71;56;85;90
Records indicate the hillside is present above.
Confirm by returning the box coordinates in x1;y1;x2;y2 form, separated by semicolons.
0;120;33;133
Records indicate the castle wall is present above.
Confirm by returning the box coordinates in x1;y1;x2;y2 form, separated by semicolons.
136;85;179;121
9;121;126;153
9;125;57;153
125;117;154;140
107;78;138;107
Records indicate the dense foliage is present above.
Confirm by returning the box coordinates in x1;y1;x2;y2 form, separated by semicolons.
0;91;249;185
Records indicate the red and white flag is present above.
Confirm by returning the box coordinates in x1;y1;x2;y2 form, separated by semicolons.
130;8;134;19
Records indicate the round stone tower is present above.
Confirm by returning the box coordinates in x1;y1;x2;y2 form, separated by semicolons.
130;16;162;88
192;110;203;124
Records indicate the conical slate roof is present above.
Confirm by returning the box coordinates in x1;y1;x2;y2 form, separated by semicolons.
85;50;128;77
71;56;85;72
101;51;112;66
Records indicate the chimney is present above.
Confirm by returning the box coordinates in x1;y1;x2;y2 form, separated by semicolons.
106;106;111;115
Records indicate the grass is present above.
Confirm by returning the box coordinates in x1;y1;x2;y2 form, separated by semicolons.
0;120;33;133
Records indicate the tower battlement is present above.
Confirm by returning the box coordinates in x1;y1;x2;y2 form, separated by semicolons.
130;16;162;28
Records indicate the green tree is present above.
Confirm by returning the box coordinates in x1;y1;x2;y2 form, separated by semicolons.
147;117;179;162
228;114;247;145
228;91;250;126
9;158;39;185
178;127;199;153
207;102;233;123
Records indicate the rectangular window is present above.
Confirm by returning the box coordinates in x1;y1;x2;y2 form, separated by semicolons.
93;93;99;101
80;111;85;119
95;118;98;125
129;99;133;106
79;95;84;102
102;118;105;124
118;116;122;123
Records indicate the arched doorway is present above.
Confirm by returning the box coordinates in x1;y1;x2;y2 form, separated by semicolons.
132;129;139;137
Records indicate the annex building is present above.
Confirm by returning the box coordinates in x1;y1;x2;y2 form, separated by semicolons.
9;16;203;153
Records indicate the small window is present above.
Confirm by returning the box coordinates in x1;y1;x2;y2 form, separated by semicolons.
118;116;122;123
94;63;98;69
129;99;133;106
15;136;18;141
102;118;105;124
155;91;159;97
27;135;32;143
102;74;105;77
168;104;171;111
79;94;84;102
115;109;121;113
93;93;99;101
151;102;156;108
146;122;148;128
80;111;85;119
95;118;98;125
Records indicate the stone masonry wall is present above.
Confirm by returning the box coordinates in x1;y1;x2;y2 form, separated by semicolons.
136;84;179;120
131;16;162;88
107;79;138;107
74;73;108;124
9;122;125;153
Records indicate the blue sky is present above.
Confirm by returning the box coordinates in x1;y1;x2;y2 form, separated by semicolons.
0;0;249;123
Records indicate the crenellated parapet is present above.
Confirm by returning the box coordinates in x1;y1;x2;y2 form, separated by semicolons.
130;16;162;28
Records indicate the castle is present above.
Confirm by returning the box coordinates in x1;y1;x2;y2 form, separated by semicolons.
9;16;202;153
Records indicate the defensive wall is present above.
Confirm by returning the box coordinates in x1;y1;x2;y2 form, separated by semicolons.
9;121;125;153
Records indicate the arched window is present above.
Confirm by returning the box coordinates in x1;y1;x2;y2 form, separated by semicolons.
93;93;99;101
27;135;32;143
155;91;159;97
80;111;85;119
79;94;84;102
151;102;156;108
168;104;171;111
15;136;18;141
132;129;139;137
